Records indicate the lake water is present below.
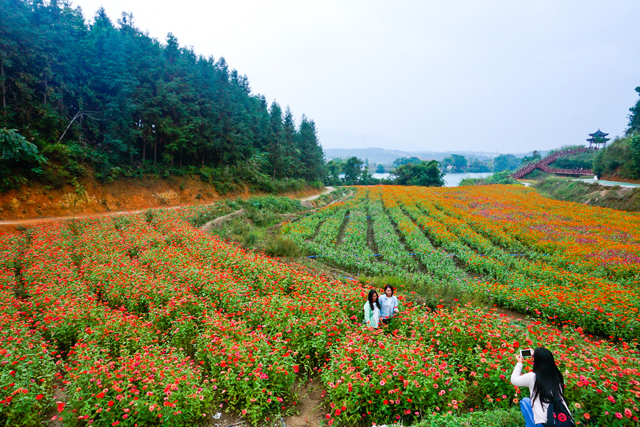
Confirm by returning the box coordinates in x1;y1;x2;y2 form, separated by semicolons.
372;172;493;187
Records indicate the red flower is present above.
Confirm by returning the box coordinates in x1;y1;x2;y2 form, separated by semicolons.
57;402;65;413
108;400;115;407
36;394;44;400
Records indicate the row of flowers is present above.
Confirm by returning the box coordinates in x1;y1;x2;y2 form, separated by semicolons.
0;193;639;426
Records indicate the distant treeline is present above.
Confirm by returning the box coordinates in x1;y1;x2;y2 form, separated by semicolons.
0;0;325;192
326;157;445;187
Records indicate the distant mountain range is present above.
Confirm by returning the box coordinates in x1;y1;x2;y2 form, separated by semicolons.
324;147;545;164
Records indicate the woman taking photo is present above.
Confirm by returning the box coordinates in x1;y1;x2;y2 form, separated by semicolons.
511;347;573;427
363;289;380;328
379;284;399;324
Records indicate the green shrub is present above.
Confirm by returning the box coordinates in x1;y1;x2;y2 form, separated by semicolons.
400;407;522;427
459;171;516;186
264;235;301;258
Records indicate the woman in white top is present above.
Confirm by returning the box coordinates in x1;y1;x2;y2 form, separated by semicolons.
363;289;380;328
379;284;399;325
511;347;570;427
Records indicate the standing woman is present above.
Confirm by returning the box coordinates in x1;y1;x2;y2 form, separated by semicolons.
363;290;381;328
511;347;573;427
379;284;399;325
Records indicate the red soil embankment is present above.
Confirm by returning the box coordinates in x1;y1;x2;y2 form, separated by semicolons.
0;176;322;230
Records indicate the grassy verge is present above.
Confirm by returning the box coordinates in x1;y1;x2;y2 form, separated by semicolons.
204;195;309;256
533;176;640;212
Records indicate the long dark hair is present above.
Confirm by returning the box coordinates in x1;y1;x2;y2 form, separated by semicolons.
383;284;394;296
532;347;565;405
368;290;381;311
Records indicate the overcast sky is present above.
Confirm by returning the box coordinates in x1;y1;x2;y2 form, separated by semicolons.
70;0;640;153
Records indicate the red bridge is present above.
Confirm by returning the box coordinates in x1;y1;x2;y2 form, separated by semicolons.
511;147;594;179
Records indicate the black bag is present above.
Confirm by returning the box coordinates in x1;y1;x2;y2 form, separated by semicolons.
546;399;575;427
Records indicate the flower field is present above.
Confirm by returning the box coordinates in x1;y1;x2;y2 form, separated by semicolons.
0;190;639;426
284;185;640;341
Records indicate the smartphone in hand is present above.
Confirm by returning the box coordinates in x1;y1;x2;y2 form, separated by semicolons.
520;348;533;358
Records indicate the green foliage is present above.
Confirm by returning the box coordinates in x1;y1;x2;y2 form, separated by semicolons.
403;408;522;427
467;157;492;172
548;149;595;170
264;235;301;258
0;2;326;190
630;135;640;179
441;154;468;173
459;171;516;186
392;156;421;167
324;157;381;186
534;177;640;212
0;128;47;189
375;164;386;173
325;159;344;185
392;160;445;186
627;86;640;135
593;136;636;179
493;154;522;172
521;150;542;165
342;156;363;185
437;155;492;173
359;274;471;310
239;195;304;214
0;128;43;163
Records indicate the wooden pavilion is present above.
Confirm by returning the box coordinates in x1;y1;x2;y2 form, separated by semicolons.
586;129;610;150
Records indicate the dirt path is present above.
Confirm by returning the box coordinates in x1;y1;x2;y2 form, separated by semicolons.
199;209;246;232
284;381;326;427
299;187;335;202
0;202;198;228
0;187;335;231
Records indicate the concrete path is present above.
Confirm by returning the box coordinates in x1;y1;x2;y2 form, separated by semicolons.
573;178;640;188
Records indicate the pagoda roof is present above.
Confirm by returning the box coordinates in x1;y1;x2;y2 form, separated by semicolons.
589;129;608;137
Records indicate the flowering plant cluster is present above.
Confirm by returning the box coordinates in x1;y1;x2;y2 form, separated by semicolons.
0;189;638;426
285;186;640;340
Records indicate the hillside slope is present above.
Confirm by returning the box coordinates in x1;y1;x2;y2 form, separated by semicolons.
534;177;640;212
0;176;322;222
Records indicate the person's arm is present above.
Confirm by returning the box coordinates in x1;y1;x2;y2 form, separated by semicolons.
511;355;535;388
393;296;399;313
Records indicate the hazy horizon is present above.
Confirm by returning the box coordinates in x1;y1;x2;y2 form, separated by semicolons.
68;0;640;153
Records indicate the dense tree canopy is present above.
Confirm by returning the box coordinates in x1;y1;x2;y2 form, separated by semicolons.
493;154;522;172
441;154;467;173
392;160;444;187
0;0;325;189
392;156;421;167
